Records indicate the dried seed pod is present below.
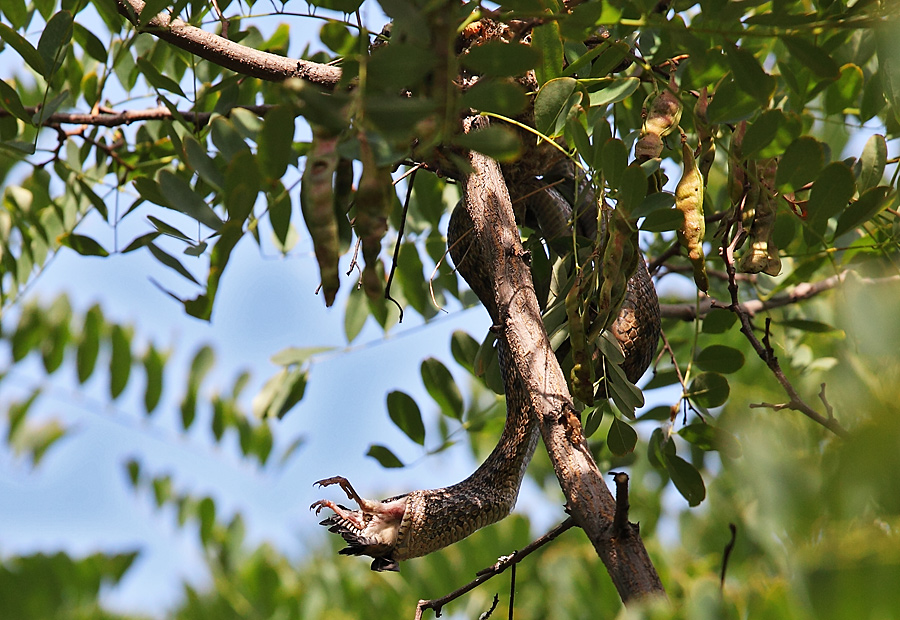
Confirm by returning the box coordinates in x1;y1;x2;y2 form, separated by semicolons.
675;134;709;292
300;128;341;306
694;88;716;181
591;207;638;336
642;87;683;138
738;161;782;276
354;134;395;301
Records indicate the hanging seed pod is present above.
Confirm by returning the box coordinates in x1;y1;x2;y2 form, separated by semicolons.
675;134;709;292
591;208;637;337
566;273;594;405
694;87;716;181
635;76;682;162
300;128;341;307
738;158;781;276
354;134;395;301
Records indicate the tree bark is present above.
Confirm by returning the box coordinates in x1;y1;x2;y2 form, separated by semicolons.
461;116;666;603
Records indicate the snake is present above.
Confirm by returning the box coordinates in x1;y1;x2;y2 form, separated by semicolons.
310;155;661;572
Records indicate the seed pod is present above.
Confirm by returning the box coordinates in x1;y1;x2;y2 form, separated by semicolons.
642;87;682;138
354;134;395;301
566;273;594;405
675;134;709;292
694;88;716;181
591;208;637;337
300;128;341;306
738;162;782;276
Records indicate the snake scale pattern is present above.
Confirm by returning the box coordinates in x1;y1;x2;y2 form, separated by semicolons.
310;158;661;572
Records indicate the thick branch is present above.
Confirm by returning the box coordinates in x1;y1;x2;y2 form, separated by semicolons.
116;0;342;86
461;117;665;603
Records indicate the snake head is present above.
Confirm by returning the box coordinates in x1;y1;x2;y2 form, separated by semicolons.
311;477;409;572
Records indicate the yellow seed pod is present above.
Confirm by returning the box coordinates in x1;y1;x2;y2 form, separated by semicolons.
300;128;341;306
675;134;709;292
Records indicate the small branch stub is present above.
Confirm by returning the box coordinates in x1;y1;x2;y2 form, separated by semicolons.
610;472;632;537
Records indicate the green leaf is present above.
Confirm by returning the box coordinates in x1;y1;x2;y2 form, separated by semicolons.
147;243;200;285
532;21;564;85
679;423;742;458
77;305;103;384
0;24;45;78
37;10;73;78
143;345;165;414
616;164;647;215
181;345;215;429
665;454;706;506
706;79;759;124
876;24;900;125
607;416;637;456
109;324;132;400
251;367;308;419
776;136;824;192
584;402;608;438
344;289;368;343
450;330;480;375
640;208;683;232
386;391;425;446
73;22;107;63
459;79;528;117
824;64;863;115
534;77;581;138
853;134;887;192
452;124;521;162
601;138;628;189
741;110;797;160
135;57;185;97
268;188;292;248
366;444;404;468
367;43;434;92
198;497;216;547
585;77;640;108
421;357;464;420
462;41;541;77
726;46;775;106
139;0;172;26
270;346;332;366
258;105;295;180
782;36;840;80
834;186;893;239
1;0;28;28
806;162;856;240
58;233;109;257
152;475;172;507
695;345;745;374
780;319;844;335
183;135;225;192
224;150;260;222
0;78;33;125
125;459;141;487
686;372;730;408
158;170;223;231
12;303;46;362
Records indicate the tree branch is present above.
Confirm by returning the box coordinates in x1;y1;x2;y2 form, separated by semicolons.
717;232;849;437
0;104;276;127
413;518;576;619
658;271;900;321
116;0;342;86
461;116;666;604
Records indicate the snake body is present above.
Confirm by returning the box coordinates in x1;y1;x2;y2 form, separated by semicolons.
311;162;660;572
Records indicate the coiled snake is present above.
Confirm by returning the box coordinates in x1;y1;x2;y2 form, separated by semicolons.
310;154;661;572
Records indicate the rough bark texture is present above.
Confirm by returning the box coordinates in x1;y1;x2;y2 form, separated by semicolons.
117;0;343;86
461;116;665;603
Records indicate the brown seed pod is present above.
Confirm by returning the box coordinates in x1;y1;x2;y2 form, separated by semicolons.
300;128;342;306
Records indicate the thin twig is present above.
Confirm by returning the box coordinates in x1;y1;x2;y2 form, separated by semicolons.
720;523;737;590
414;518;576;620
610;472;631;537
717;221;849;437
384;169;418;323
